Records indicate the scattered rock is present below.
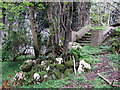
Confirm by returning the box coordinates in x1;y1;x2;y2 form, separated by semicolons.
53;70;61;79
65;60;74;67
13;72;26;85
43;74;49;81
64;69;73;77
55;58;63;64
33;73;40;84
38;71;47;82
80;60;91;70
46;66;50;72
77;59;91;73
78;64;84;73
56;64;66;72
20;60;33;72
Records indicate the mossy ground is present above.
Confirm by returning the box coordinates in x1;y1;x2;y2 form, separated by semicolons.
1;46;119;88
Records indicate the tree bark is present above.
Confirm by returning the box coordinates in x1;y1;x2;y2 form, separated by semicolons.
79;2;91;28
63;3;72;57
29;5;39;59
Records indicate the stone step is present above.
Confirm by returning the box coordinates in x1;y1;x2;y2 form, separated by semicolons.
80;43;90;46
84;33;91;36
78;41;90;43
78;38;91;41
82;36;91;38
77;29;92;46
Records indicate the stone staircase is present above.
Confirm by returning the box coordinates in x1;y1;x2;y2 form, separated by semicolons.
76;27;117;46
76;30;92;46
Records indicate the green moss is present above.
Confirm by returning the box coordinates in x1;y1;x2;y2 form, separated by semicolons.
65;60;74;67
20;60;33;72
64;69;73;77
36;59;41;64
53;70;61;79
38;71;47;81
38;64;44;69
92;27;104;30
56;64;66;72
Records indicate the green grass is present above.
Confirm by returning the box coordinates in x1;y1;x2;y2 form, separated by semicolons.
82;46;102;55
16;74;74;88
1;61;24;83
16;55;35;60
91;77;112;88
19;79;67;88
108;54;120;71
107;54;120;62
92;27;105;30
1;54;35;83
2;55;35;61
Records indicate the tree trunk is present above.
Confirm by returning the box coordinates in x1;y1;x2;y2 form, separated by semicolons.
29;5;39;59
63;3;73;57
79;2;91;28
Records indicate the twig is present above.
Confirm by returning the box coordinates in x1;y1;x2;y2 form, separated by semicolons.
112;85;120;88
97;73;120;88
72;56;76;74
97;73;111;85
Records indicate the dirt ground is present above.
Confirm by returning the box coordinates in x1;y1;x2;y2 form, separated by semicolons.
64;54;120;88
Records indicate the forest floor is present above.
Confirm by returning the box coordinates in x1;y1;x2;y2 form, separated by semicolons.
64;54;120;88
1;46;120;88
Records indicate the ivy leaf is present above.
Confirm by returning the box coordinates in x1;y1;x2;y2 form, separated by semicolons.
0;15;3;18
24;2;34;6
0;23;4;26
63;2;69;4
38;3;43;7
38;3;45;9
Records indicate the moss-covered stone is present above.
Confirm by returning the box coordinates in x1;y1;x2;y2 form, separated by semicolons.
56;64;66;72
36;59;41;64
45;60;52;66
49;64;57;71
38;71;47;82
40;74;44;82
53;70;61;79
64;68;73;77
20;60;33;72
38;65;44;70
65;60;74;67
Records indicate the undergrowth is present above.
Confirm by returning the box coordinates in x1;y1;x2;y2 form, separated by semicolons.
1;46;119;88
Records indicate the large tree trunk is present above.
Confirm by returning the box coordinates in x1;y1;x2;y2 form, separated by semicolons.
79;2;91;28
63;3;73;57
29;5;39;59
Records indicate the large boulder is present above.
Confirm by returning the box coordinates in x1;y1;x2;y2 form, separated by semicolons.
65;60;74;67
20;60;33;72
64;69;73;77
56;64;66;72
53;70;61;79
